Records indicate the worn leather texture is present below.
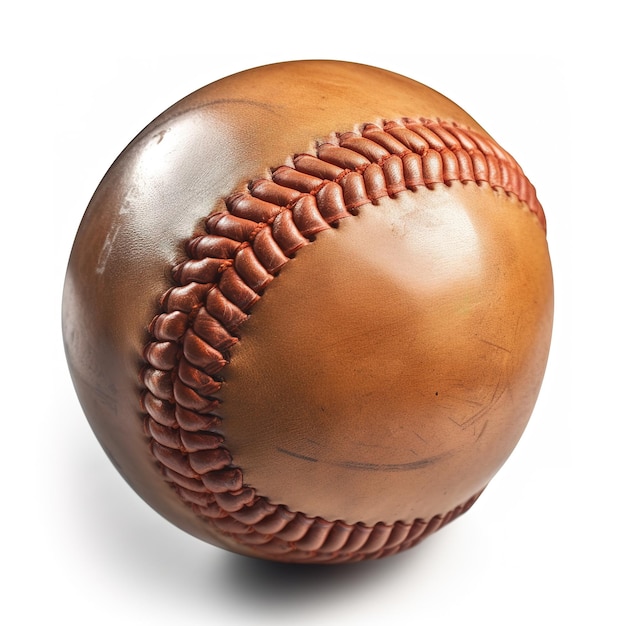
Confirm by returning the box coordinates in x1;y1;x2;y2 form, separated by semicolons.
63;60;553;563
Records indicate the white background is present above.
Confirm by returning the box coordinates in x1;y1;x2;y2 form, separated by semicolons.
3;2;623;624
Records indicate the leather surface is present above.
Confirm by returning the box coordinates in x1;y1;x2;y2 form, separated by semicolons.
62;60;553;561
221;184;552;526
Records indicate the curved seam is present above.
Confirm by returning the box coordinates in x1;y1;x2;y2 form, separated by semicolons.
140;117;544;562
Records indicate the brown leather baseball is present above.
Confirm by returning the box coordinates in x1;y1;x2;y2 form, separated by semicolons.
62;60;553;563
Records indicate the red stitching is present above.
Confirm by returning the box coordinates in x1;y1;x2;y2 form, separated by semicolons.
140;118;544;562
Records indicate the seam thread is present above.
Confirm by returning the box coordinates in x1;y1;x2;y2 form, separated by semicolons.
140;118;544;563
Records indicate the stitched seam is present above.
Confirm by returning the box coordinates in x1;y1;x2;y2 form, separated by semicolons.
140;118;543;562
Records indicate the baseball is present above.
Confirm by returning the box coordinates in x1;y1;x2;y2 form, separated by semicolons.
62;60;553;564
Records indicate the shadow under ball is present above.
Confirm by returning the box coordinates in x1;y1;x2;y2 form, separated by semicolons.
62;60;553;564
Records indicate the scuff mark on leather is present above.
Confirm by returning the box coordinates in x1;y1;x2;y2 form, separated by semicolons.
276;447;319;463
151;98;281;130
277;446;452;471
